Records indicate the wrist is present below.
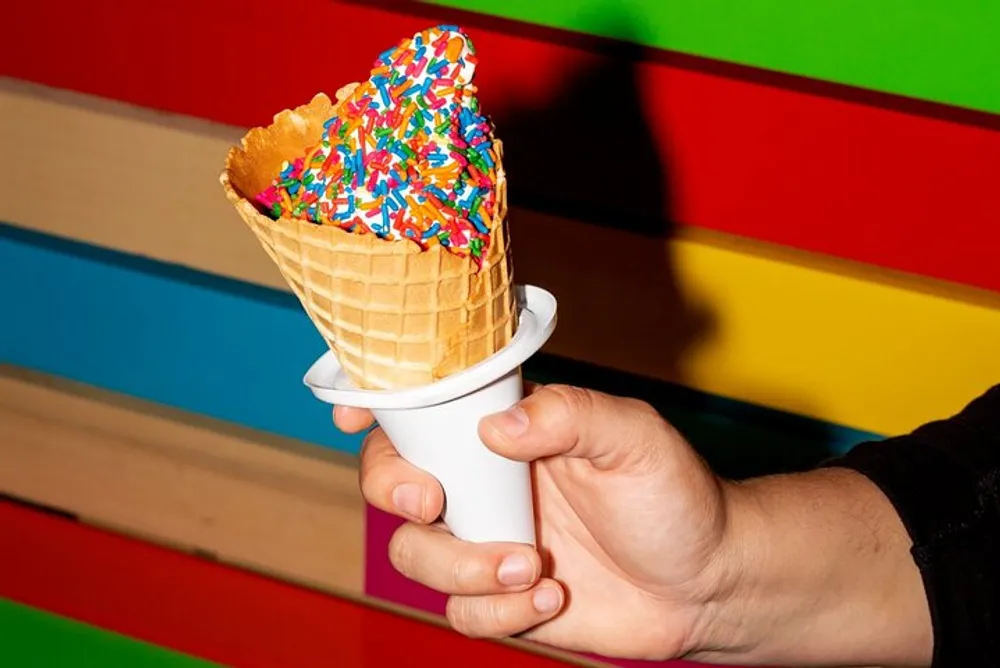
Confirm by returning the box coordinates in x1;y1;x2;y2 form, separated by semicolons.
680;477;767;661
684;469;933;667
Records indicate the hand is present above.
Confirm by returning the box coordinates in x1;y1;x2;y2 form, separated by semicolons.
337;384;730;660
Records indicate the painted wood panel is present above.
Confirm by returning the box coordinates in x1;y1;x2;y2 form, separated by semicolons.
4;3;1000;292
419;0;1000;113
0;501;585;667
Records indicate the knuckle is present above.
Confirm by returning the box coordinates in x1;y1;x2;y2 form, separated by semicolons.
357;467;379;503
450;553;488;593
446;596;507;639
625;396;668;428
444;597;470;635
358;427;378;457
357;430;388;498
623;399;677;460
357;431;377;468
357;463;375;499
357;474;375;504
627;395;657;416
387;526;416;578
367;426;390;450
541;384;595;420
359;473;378;508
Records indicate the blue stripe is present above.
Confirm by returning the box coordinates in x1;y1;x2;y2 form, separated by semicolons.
0;222;363;454
0;222;879;469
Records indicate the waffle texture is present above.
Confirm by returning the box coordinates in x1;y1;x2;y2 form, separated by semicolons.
220;87;517;390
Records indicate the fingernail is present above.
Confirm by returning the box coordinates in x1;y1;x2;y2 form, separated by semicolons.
391;483;423;520
532;587;560;614
487;406;529;439
497;554;534;586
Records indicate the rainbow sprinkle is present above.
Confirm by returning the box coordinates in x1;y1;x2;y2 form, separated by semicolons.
255;25;500;265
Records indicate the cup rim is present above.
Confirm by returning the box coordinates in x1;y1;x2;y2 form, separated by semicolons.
303;284;557;410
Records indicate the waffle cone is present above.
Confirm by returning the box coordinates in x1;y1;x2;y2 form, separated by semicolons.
220;86;517;390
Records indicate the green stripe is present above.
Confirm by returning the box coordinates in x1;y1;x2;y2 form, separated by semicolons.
0;598;218;667
425;0;1000;114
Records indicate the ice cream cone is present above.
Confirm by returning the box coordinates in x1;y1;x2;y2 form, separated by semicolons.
220;87;517;390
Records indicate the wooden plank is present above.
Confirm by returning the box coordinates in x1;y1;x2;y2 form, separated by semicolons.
6;203;1000;441
0;367;365;595
3;82;1000;436
0;80;282;292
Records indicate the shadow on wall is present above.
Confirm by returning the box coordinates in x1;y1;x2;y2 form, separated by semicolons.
493;17;714;390
486;14;848;477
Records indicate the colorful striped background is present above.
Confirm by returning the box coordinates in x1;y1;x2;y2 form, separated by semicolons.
2;1;998;665
0;500;574;667
421;0;1000;114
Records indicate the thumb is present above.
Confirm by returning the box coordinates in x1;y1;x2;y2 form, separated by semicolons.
478;384;670;470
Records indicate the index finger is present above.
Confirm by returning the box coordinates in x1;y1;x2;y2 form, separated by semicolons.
333;405;375;433
359;428;444;524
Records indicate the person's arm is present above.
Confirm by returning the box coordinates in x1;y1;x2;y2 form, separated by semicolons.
698;468;931;667
696;385;1000;667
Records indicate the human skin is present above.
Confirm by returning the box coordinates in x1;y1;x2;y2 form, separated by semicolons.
337;383;933;666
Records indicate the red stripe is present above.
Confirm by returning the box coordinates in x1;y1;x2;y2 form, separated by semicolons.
4;0;999;292
0;501;567;667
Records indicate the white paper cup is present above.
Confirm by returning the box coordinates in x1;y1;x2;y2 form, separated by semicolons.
304;285;558;545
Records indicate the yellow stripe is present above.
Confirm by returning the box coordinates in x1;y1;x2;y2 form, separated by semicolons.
674;235;999;434
2;79;997;436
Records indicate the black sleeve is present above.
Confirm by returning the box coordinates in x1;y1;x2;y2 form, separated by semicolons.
821;384;1000;666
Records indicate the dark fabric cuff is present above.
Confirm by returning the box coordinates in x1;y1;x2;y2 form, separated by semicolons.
821;384;1000;666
